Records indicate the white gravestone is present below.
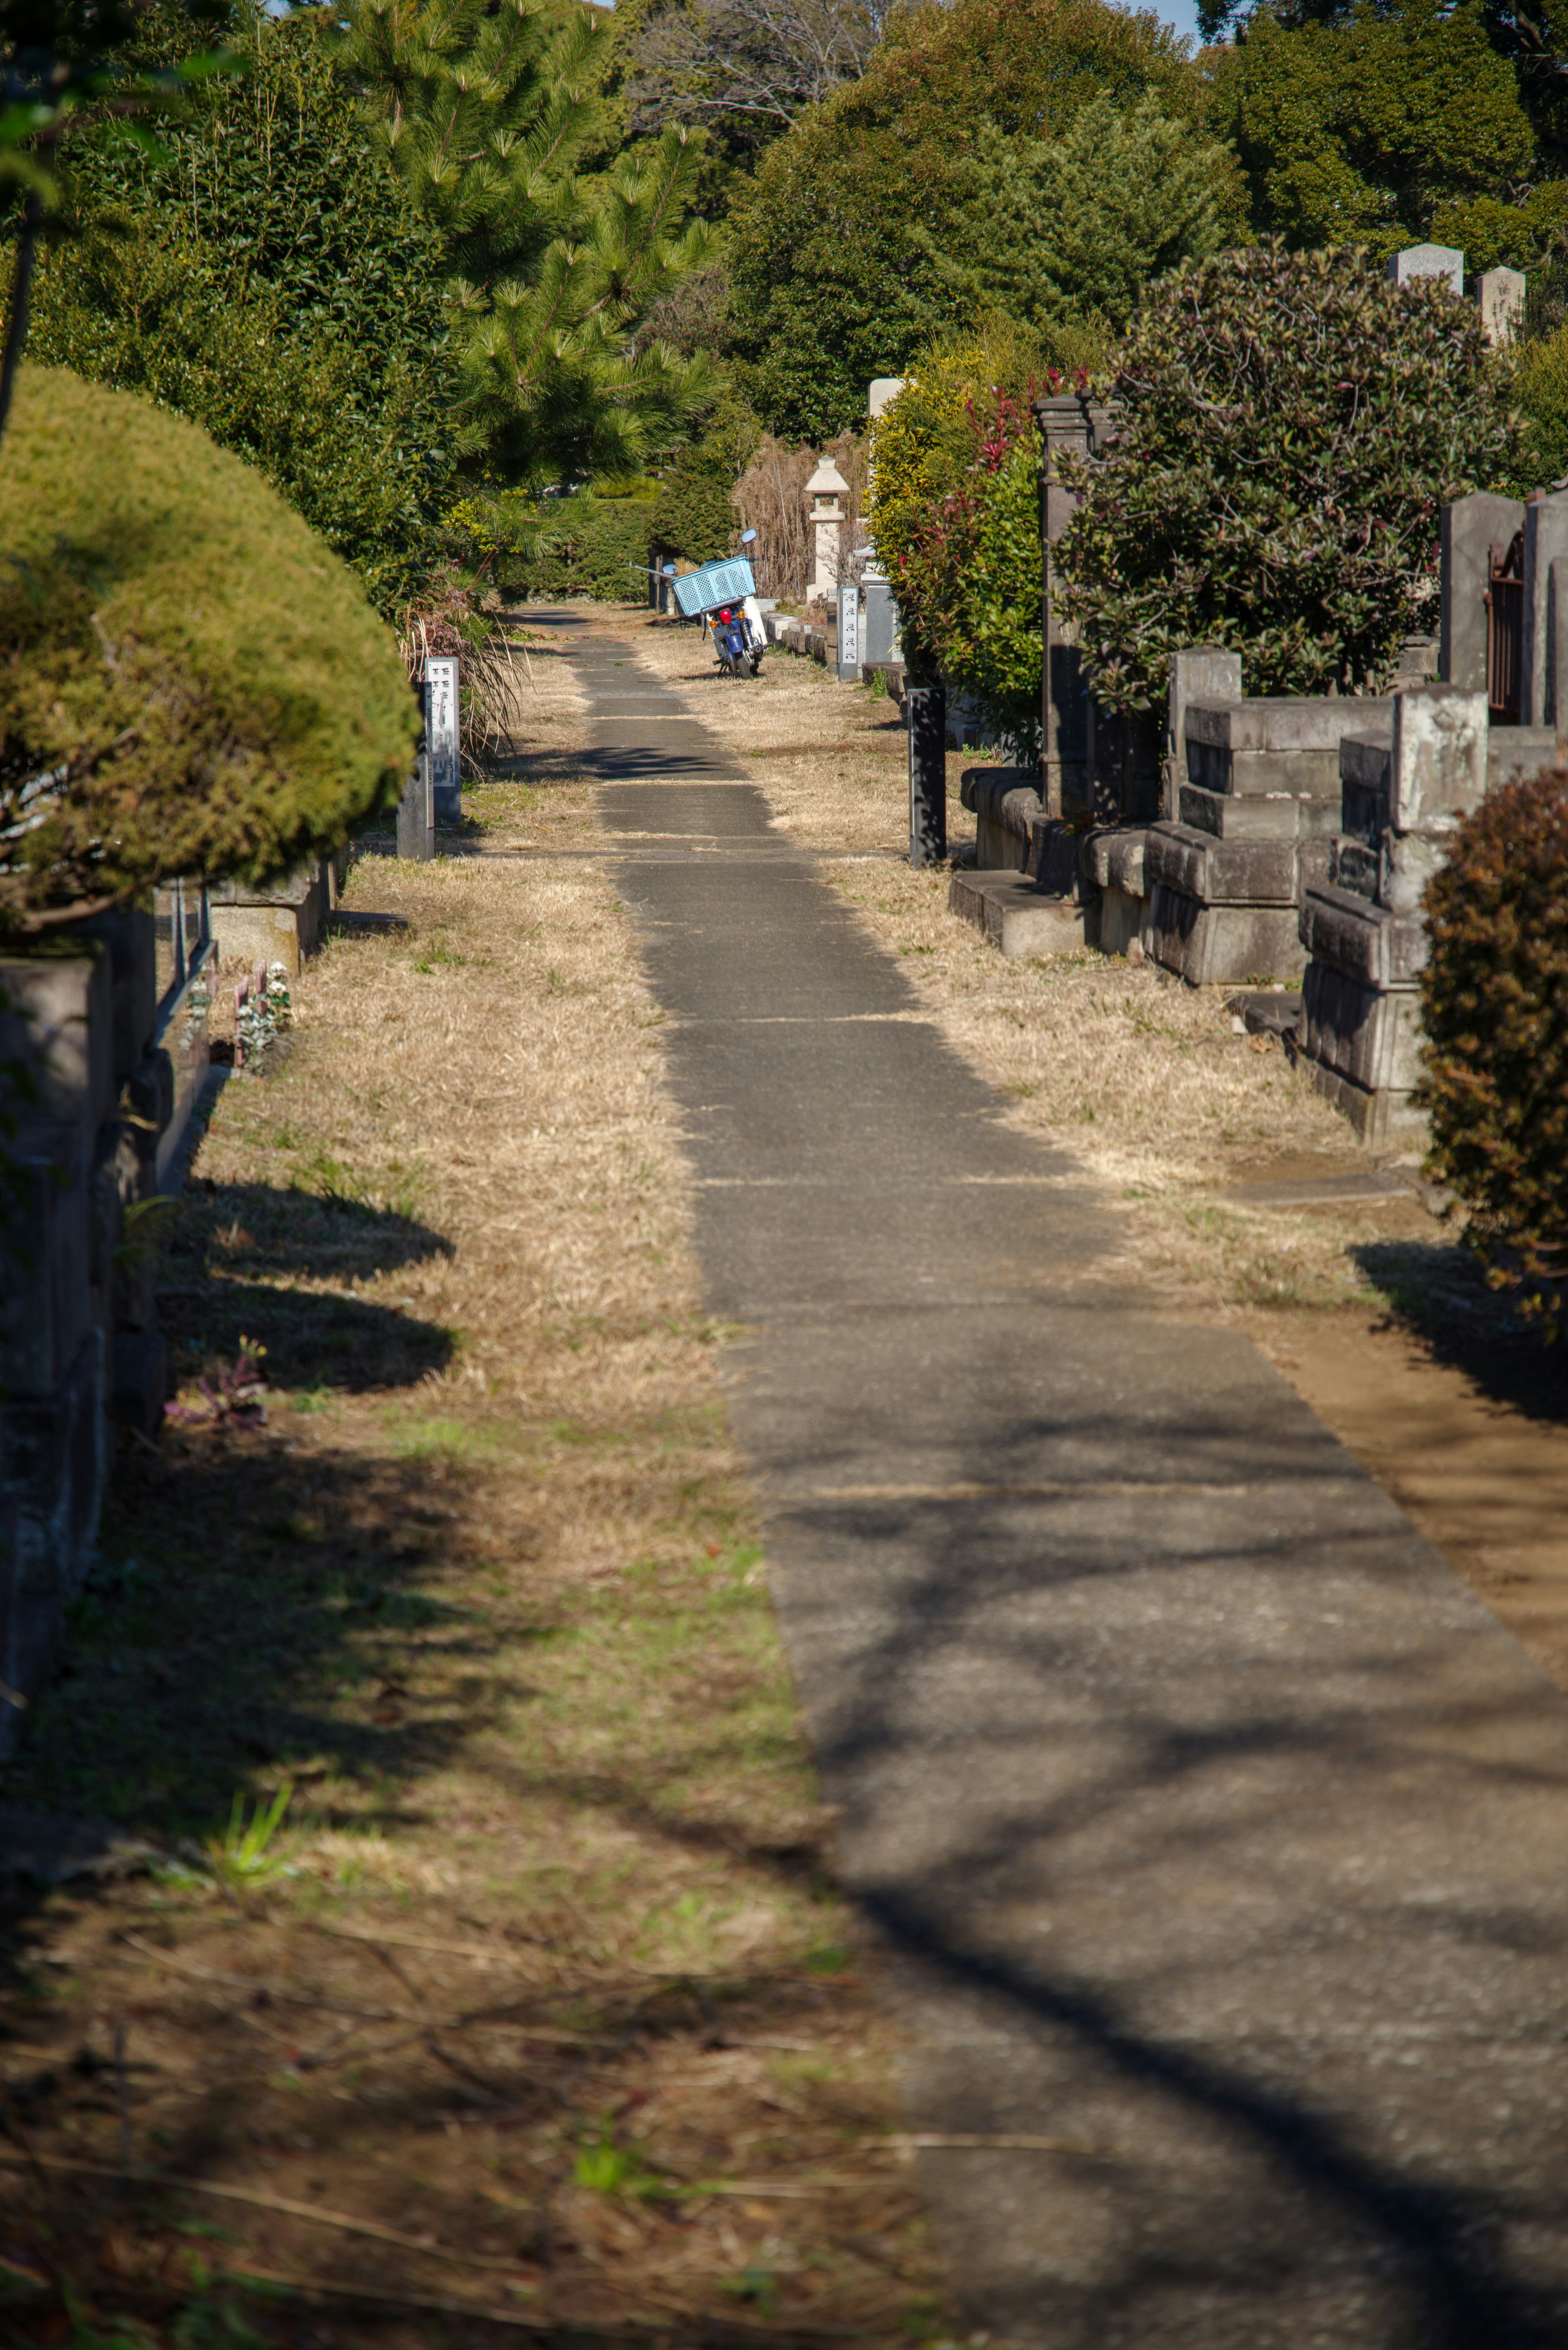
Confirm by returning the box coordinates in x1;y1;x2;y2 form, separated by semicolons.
425;656;460;826
1387;244;1464;296
838;581;862;681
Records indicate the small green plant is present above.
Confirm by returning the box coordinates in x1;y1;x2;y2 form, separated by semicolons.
206;1781;295;1890
573;2124;663;2199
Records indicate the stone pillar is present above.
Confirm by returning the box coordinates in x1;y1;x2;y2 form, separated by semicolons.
1474;267;1526;347
1387;244;1464;294
1165;648;1243;820
1033;391;1118;819
806;456;849;600
1440;491;1525;692
1522;488;1568;725
868;378;905;420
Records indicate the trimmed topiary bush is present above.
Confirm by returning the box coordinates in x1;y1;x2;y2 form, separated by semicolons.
1417;765;1568;1332
1053;244;1515;715
0;367;420;925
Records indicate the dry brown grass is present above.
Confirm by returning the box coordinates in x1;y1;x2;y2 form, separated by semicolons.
0;644;942;2348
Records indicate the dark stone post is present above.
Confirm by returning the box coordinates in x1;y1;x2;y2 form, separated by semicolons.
908;684;947;867
1032;391;1119;820
396;751;433;861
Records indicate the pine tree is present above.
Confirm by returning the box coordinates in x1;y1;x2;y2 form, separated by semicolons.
346;0;719;487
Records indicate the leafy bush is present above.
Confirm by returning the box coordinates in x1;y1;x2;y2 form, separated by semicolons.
1510;322;1568;490
870;326;1098;751
1417;765;1568;1333
0;368;419;924
650;446;739;564
1053;244;1515;715
525;494;659;602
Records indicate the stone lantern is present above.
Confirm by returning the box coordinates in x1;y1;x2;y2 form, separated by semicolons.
806;454;849;600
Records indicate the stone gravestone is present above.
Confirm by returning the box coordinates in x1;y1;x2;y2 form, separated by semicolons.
1440;491;1525;695
1475;266;1526;346
863;571;902;665
424;654;461;826
1387;243;1464;294
1521;488;1568;725
837;580;862;681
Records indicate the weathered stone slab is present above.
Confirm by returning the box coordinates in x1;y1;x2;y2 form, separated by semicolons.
1145;823;1296;905
1165;647;1243;818
1388;241;1462;292
1303;1054;1427;1146
1390;683;1488;829
1186;697;1394;756
1488;724;1561;790
1178;785;1305;841
1298;884;1428;987
210;863;330;976
1026;818;1082;896
962;769;1046;872
1148;884;1304;984
1441;490;1526;693
1105;830;1147;896
1523;488;1568;725
0;952;113;1140
1302;961;1421;1093
948;869;1090;957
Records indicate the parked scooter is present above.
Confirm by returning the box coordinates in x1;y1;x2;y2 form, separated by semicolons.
709;598;764;678
670;532;767;681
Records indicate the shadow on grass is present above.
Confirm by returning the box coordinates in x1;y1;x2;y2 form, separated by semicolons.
1353;1236;1568;1425
158;1181;455;1394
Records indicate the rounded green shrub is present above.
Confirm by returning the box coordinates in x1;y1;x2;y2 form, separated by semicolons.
1053;244;1515;714
1417;765;1568;1331
0;367;420;924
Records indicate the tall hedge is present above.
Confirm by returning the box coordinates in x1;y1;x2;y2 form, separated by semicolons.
1053;245;1515;714
1417;765;1568;1332
0;368;420;924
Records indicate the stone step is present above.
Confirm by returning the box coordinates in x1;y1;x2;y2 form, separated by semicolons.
948;869;1090;957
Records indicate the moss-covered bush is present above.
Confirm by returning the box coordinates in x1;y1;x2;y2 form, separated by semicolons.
1053;245;1515;714
1417;764;1568;1331
0;368;419;924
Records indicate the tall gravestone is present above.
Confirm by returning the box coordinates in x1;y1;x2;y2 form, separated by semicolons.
1439;491;1525;696
1522;489;1568;725
1033;391;1118;818
425;655;461;827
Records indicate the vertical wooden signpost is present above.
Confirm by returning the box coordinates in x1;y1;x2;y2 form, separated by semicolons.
425;655;461;827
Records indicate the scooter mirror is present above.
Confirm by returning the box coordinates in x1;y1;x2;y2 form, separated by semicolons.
663;564;677;576
741;529;757;545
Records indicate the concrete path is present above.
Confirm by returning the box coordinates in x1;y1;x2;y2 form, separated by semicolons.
560;613;1568;2349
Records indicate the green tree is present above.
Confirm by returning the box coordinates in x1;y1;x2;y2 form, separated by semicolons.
1207;0;1536;259
925;93;1242;334
26;2;456;614
1052;243;1515;712
727;0;1197;441
347;0;719;487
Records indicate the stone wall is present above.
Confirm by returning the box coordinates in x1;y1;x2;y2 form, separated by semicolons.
0;890;214;1749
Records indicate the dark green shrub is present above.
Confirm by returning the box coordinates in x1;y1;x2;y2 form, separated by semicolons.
523;495;657;601
649;446;738;564
1417;765;1568;1332
0;368;419;924
1054;244;1515;714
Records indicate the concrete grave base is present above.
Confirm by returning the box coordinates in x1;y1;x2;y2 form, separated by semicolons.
209;861;329;977
1098;882;1146;956
1302;1055;1427;1147
1148;885;1304;985
949;870;1091;957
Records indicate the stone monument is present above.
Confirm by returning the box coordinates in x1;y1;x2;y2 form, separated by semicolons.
806;456;849;600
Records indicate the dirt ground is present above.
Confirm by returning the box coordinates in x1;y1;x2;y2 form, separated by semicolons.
0;632;943;2348
623;608;1568;1694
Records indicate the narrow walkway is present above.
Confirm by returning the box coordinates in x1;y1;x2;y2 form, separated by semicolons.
581;621;1568;2348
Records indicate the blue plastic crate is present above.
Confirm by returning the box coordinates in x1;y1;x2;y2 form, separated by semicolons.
672;557;757;617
